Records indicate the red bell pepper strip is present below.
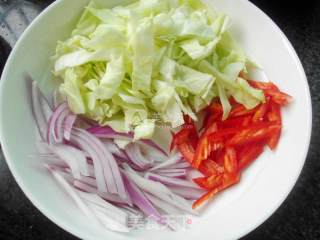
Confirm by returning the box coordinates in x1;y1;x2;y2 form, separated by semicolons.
192;173;240;209
266;101;282;149
252;102;269;122
247;80;279;91
192;136;209;168
199;159;224;176
223;147;238;173
172;79;291;209
265;89;293;106
227;124;281;146
229;104;257;118
170;116;199;151
217;116;251;129
177;142;195;164
193;174;223;190
247;80;292;106
238;143;264;171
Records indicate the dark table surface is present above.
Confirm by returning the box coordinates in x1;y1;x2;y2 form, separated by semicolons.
0;0;319;239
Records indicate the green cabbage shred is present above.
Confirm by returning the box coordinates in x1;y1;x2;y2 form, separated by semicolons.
53;0;264;139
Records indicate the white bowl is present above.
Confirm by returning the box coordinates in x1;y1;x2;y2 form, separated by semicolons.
0;0;312;239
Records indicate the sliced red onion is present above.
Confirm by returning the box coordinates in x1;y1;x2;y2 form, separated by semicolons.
153;172;186;178
64;114;77;141
87;126;167;156
87;202;130;233
78;175;97;187
28;77;53;140
73;128;127;200
139;144;167;163
33;154;66;168
46;165;100;225
163;162;191;169
145;193;181;215
149;153;183;171
144;193;183;231
47;102;70;144
123;165;197;215
154;168;187;178
87;164;95;178
74;128;128;200
56;109;70;141
70;129;109;193
71;128;130;202
45;164;75;183
46;144;89;178
154;168;187;174
74;180;129;205
145;173;202;189
117;205;142;217
76;173;133;206
186;169;205;180
125;143;153;170
25;75;53;120
77;191;128;226
139;140;168;158
102;140;129;161
122;174;163;224
170;186;206;200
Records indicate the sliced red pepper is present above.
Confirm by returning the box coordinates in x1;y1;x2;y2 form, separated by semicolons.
172;80;290;209
203;104;223;129
238;143;264;171
223;147;238;173
192;173;240;209
177;142;195;164
192;136;209;168
252;102;269;122
229;104;256;118
170;117;199;151
192;185;222;209
193;174;223;190
170;129;189;151
208;121;277;142
199;159;224;176
266;101;282;149
203;122;218;136
218;116;251;129
247;80;279;91
210;141;224;152
247;80;292;106
212;148;225;166
228;96;238;105
265;89;293;106
205;101;223;115
267;101;281;123
183;115;194;125
222;172;240;189
227;124;281;146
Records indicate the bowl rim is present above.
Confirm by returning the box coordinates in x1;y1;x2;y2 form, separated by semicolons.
0;0;312;239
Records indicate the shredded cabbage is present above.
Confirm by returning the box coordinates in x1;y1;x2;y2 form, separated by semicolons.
53;0;264;139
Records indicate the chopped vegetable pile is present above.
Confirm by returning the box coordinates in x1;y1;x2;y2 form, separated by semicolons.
53;0;264;140
28;75;204;232
27;0;294;234
171;78;292;209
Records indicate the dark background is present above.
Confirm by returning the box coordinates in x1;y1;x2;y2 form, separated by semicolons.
0;0;319;239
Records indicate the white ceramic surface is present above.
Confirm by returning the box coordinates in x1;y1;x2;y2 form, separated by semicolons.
0;0;312;240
